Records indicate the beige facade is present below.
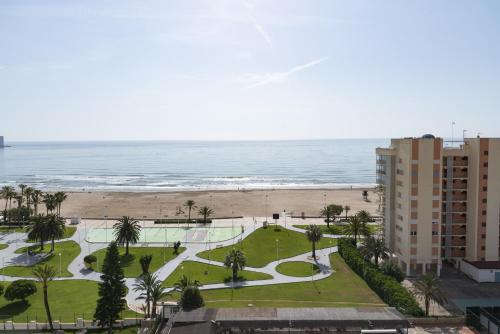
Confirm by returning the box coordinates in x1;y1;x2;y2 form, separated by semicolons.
377;136;500;276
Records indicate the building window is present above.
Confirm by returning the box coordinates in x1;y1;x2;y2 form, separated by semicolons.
482;234;486;239
410;231;417;236
483;198;487;203
482;222;487;227
481;246;485;251
483;174;488;180
483;186;487;191
484;150;489;156
482;210;487;215
484;162;488;167
432;231;438;236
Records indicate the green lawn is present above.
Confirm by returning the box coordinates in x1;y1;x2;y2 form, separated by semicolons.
163;261;273;287
0;280;137;322
89;246;185;278
197;227;336;268
2;241;81;278
0;244;8;251
195;253;384;308
276;261;320;277
293;224;380;235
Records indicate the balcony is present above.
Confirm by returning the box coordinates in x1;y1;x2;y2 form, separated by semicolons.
443;237;466;247
443;203;467;213
450;248;466;257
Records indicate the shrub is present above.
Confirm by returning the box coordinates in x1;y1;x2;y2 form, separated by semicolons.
0;284;4;296
338;238;423;316
4;280;37;302
84;255;97;269
139;254;153;275
179;286;204;310
173;241;181;254
381;260;406;283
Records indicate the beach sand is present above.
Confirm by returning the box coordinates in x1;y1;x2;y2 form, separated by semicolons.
44;188;379;219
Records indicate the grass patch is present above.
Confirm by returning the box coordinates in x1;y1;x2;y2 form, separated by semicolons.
0;280;137;322
89;246;185;278
198;253;384;308
3;241;80;278
163;261;272;287
26;226;77;243
0;244;8;251
197;227;336;268
293;224;379;235
276;261;320;277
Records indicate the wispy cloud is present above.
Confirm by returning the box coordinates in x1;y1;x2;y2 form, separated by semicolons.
242;0;273;49
237;57;329;89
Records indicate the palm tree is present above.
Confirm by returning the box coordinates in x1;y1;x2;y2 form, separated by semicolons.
174;275;200;292
18;184;27;199
362;237;389;266
320;204;343;228
305;224;322;259
113;216;141;255
374;184;385;211
133;272;156;318
224;249;246;282
45;214;65;252
414;273;447;317
150;279;169;318
344;216;368;244
1;186;15;224
184;200;197;223
32;264;57;331
198;206;213;224
43;194;56;214
54;192;67;218
356;210;372;224
31;190;43;216
24;187;34;216
27;215;48;250
343;205;351;220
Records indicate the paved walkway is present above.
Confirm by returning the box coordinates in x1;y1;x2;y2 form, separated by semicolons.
0;217;340;313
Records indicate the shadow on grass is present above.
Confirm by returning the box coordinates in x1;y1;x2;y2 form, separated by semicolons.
118;254;135;268
0;301;30;320
223;276;249;284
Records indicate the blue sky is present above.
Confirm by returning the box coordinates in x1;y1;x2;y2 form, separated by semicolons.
1;0;499;141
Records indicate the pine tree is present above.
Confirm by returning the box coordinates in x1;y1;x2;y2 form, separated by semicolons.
94;242;127;334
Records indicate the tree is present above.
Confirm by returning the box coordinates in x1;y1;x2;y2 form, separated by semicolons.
356;210;373;224
27;215;48;250
54;191;67;218
45;214;65;251
24;187;34;215
344;216;368;244
139;254;153;276
31;190;44;216
179;286;204;310
113;216;141;256
320;204;343;228
224;249;246;282
150;279;169;318
381;260;405;283
362;190;369;201
1;186;16;224
362;237;389;266
414;274;447;317
305;224;322;259
18;184;27;199
343;205;351;221
173;241;181;254
84;255;97;270
184;200;197;223
133;272;156;318
33;264;57;331
174;275;200;292
94;242;127;334
43;194;56;214
0;284;4;297
198;206;213;224
4;280;37;302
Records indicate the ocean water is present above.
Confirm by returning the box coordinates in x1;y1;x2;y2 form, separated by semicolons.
0;139;388;191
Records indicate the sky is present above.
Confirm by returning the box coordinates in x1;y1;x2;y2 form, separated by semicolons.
1;0;500;141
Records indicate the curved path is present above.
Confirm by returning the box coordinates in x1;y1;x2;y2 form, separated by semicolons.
0;218;341;314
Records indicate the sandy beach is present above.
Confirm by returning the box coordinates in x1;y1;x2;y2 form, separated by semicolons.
39;188;379;219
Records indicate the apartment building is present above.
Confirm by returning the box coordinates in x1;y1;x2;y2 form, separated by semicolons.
376;135;500;280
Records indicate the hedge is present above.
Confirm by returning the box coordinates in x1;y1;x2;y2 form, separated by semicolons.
338;238;423;316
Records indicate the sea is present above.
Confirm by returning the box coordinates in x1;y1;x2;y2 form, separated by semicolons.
0;139;389;192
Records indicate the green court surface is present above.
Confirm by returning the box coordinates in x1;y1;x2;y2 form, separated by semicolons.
85;226;241;244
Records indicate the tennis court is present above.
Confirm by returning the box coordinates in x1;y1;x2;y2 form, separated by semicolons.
85;226;241;244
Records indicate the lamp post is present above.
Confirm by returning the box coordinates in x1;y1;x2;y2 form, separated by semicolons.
276;239;279;264
265;194;268;223
323;193;326;207
105;215;108;243
143;216;147;243
58;253;62;276
283;209;286;229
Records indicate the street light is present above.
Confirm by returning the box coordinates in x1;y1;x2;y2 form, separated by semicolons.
265;194;269;223
105;215;108;242
143;216;147;243
275;239;279;264
58;253;62;276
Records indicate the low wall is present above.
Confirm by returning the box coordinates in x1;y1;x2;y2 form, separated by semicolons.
408;316;466;327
